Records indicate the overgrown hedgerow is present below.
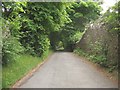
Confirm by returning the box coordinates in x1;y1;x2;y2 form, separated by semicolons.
2;36;24;65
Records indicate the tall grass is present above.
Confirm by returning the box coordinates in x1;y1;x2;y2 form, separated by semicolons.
2;50;52;88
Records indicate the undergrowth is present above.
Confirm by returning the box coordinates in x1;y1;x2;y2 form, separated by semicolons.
2;50;52;88
74;48;117;72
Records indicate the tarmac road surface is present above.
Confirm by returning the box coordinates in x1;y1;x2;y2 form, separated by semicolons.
20;52;118;88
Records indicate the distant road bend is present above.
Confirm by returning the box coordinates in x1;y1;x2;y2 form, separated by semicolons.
20;52;117;88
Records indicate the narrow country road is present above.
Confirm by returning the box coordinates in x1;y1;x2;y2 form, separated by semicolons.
20;52;117;88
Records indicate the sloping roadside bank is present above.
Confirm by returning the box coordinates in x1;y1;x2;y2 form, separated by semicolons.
2;50;53;88
73;50;118;85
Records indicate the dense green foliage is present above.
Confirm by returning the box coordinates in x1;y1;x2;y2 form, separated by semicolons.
2;36;24;65
2;0;118;88
74;47;117;72
2;1;101;64
103;1;119;32
74;1;119;72
2;2;26;65
74;47;107;66
50;1;101;50
2;50;52;88
2;17;24;65
19;2;71;55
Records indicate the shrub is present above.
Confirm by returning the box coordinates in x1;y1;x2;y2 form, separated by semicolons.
33;35;50;56
74;48;107;66
74;48;88;57
2;36;24;65
23;35;50;57
89;54;107;67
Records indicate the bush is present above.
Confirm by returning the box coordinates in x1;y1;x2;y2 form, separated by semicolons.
74;48;107;66
74;48;88;57
89;54;107;67
23;35;50;57
74;47;117;72
33;35;50;56
2;36;24;65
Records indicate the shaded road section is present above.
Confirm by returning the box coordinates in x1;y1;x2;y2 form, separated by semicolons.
20;52;117;88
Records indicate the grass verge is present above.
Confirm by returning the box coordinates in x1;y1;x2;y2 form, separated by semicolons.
73;48;117;72
2;50;53;88
73;48;118;82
